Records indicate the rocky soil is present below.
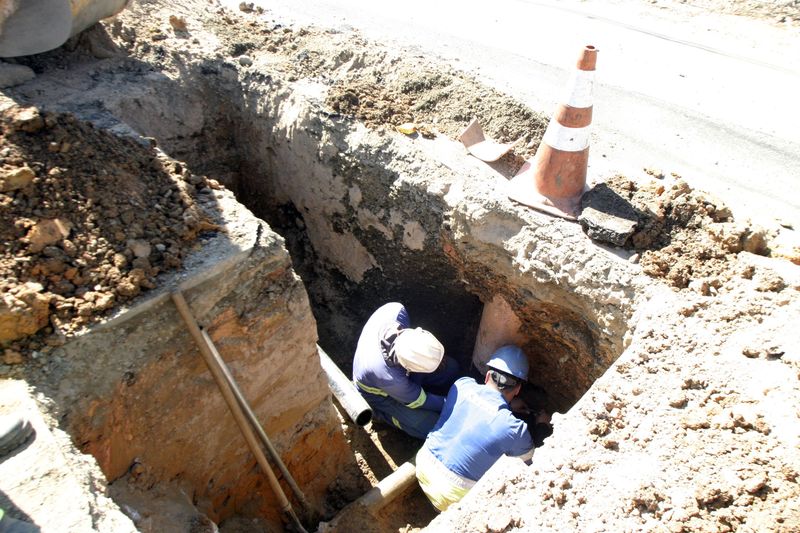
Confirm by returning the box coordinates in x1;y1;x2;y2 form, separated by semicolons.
1;0;799;531
0;104;226;362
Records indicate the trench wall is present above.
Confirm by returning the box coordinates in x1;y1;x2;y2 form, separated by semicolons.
225;75;648;411
24;202;351;526
82;59;649;412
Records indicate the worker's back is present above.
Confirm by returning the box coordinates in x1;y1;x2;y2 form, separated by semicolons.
425;376;532;482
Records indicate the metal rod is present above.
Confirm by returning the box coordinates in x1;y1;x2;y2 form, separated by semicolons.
317;345;372;426
201;329;313;514
171;291;308;533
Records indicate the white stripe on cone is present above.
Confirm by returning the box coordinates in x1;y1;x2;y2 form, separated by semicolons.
542;122;590;152
561;70;595;109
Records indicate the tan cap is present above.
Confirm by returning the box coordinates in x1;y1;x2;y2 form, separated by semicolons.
394;328;444;373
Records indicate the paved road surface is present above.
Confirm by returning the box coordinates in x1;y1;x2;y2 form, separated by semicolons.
228;0;800;227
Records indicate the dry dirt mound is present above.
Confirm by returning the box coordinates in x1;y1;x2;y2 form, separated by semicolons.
0;105;220;358
595;173;783;290
327;68;548;162
198;9;549;162
672;0;800;24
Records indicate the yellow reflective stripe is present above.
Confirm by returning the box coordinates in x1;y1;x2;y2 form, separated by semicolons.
415;448;473;512
391;416;402;429
405;388;427;409
355;380;388;397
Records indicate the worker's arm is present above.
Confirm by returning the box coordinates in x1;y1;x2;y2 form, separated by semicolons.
506;417;535;464
418;390;445;411
380;370;446;411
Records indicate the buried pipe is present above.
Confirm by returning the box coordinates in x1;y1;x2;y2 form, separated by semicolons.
317;460;418;531
171;291;309;533
358;460;418;513
317;346;372;426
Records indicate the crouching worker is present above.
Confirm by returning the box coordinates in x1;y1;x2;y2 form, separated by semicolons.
353;302;459;439
416;345;545;512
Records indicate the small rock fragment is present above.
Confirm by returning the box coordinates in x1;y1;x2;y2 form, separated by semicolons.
9;106;44;132
579;183;639;246
3;349;23;365
0;165;35;192
127;239;151;259
0;62;35;88
25;218;72;253
168;15;188;32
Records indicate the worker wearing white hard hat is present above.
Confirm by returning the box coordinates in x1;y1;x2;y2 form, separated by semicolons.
352;302;459;439
415;344;551;512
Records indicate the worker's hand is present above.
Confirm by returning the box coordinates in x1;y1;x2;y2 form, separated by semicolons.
509;397;530;414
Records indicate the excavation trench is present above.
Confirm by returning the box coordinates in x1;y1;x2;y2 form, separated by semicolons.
9;54;637;531
96;62;631;530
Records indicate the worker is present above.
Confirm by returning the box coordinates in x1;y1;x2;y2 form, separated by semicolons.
415;345;551;511
352;302;459;439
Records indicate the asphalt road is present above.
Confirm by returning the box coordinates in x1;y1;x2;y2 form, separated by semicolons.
228;0;800;227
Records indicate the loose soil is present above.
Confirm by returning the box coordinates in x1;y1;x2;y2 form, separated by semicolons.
0;105;222;362
3;2;796;360
1;0;799;531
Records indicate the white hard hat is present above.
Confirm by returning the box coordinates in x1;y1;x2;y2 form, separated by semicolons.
394;328;444;373
486;345;529;381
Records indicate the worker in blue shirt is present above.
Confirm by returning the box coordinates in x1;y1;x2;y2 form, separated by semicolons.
352;302;459;439
415;345;550;511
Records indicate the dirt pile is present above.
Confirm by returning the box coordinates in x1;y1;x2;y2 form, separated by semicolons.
193;6;549;162
666;0;800;24
0;105;220;356
327;68;548;161
593;173;782;290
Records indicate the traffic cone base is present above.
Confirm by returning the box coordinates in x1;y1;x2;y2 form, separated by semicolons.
507;158;589;220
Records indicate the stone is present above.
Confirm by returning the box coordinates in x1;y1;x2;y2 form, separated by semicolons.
238;55;253;66
0;282;52;343
25;218;72;253
0;165;35;192
169;15;188;32
579;183;639;247
9;106;44;133
0;62;35;88
127;239;151;259
744;473;767;494
3;349;23;364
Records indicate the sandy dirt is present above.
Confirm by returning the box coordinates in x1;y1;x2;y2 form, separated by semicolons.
1;0;799;531
0;105;224;362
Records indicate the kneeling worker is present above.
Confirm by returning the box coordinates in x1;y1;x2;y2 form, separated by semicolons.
353;302;459;439
416;345;548;511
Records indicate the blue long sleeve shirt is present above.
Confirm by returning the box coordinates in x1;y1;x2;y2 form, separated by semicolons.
352;302;445;411
425;377;534;481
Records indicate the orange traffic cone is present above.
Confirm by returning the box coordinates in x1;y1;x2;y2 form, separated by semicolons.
508;45;598;219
